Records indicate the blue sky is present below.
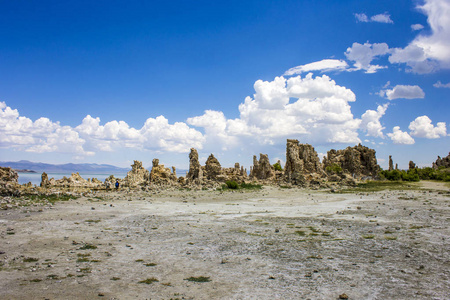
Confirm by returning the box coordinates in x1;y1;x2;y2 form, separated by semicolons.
0;0;449;171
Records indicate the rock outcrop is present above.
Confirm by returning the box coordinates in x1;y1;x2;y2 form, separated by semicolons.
187;148;203;184
124;161;150;187
409;161;416;170
40;172;50;187
0;167;20;196
433;152;450;169
285;139;324;185
323;144;379;178
389;156;394;171
250;154;275;181
150;159;177;185
204;154;222;181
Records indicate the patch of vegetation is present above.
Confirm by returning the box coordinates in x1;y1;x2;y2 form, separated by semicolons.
110;277;121;281
144;263;157;267
77;257;90;262
135;259;144;262
273;162;283;171
24;193;78;204
138;277;159;284
79;267;91;273
29;278;42;282
379;167;450;182
85;219;101;223
221;181;262;190
325;163;343;175
23;257;39;262
340;180;419;193
184;276;211;282
385;236;397;240
295;230;306;236
79;243;97;250
47;274;59;280
362;235;375;239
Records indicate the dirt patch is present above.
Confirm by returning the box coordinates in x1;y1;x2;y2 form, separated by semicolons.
1;186;449;299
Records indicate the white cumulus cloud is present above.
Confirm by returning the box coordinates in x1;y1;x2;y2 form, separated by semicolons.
387;126;415;144
189;74;362;147
411;24;425;31
380;85;425;100
345;42;391;73
433;80;450;88
389;0;450;73
408;115;447;138
284;59;349;76
354;12;394;24
360;103;389;138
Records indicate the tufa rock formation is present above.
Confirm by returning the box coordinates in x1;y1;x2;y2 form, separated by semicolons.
187;148;203;184
284;139;324;185
250;154;275;181
432;152;450;169
204;154;222;181
150;159;177;185
0;167;20;196
389;155;394;171
323;144;380;178
124;160;150;187
409;161;416;170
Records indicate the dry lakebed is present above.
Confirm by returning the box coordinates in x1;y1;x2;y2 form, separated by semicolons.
1;182;449;299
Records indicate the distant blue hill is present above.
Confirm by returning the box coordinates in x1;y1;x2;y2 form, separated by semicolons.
0;160;131;174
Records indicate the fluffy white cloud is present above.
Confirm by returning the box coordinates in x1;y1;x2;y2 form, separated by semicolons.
189;74;362;147
345;42;391;73
387;126;415;144
360;104;389;138
0;101;205;158
408;115;447;138
389;0;450;73
284;59;349;76
0;102;92;156
354;12;394;23
380;85;425;100
411;24;425;31
433;80;450;88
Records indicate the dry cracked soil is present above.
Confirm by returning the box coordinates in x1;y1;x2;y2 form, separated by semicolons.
0;182;449;300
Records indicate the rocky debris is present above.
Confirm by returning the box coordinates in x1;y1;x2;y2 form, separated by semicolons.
389;155;394;171
323;144;379;179
204;154;222;181
285;139;324;185
150;159;177;185
432;152;450;169
187;148;203;185
0;167;20;196
124;161;150;187
409;161;416;170
250;154;275;181
221;163;248;183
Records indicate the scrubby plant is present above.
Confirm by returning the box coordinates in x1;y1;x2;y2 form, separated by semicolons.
325;163;343;174
273;162;283;171
225;180;239;189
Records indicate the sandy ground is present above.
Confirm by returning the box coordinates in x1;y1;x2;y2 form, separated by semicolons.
0;182;449;300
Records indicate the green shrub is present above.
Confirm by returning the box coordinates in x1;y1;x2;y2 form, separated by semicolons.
273;162;283;171
225;180;239;189
325;163;343;174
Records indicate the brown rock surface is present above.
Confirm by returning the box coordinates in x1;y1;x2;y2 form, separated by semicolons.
323;144;379;178
124;161;150;187
150;159;177;185
187;148;203;184
284;139;324;185
250;154;275;180
433;152;450;169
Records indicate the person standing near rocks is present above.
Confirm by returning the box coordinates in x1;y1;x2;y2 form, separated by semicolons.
115;180;119;190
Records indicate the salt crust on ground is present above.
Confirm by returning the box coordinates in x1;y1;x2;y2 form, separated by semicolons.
0;182;449;299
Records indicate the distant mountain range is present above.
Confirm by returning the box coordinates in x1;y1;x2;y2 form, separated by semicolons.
0;160;130;174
